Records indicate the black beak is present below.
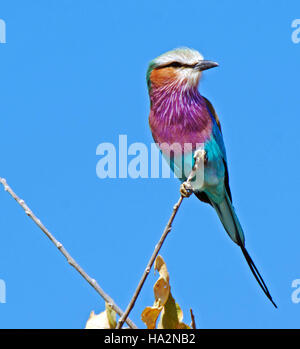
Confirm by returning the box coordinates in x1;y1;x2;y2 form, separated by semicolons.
194;60;219;71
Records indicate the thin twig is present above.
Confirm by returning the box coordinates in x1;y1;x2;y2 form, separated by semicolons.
116;149;205;329
0;177;137;329
190;308;196;329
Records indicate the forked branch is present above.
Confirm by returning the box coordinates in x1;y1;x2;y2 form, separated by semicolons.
0;177;137;329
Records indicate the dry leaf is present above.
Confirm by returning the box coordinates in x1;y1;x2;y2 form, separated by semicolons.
158;293;190;329
154;277;170;307
141;255;191;329
105;303;117;329
85;303;116;329
155;255;169;283
141;306;162;329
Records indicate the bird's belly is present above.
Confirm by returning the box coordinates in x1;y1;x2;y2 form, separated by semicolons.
163;147;224;195
161;135;226;203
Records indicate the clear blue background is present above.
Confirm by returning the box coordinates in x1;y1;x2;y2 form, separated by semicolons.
0;0;299;329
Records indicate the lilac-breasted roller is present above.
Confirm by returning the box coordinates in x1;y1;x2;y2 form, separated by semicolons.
147;47;276;307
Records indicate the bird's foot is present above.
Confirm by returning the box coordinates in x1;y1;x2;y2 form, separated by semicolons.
180;181;193;198
193;148;207;165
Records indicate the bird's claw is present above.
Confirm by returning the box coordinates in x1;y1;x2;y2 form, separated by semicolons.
180;182;193;198
193;148;206;162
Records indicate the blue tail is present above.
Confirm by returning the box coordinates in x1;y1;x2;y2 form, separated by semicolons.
211;191;277;308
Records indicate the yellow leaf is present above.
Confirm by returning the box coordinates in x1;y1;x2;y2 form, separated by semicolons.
154;255;169;283
141;255;193;329
105;303;117;329
158;295;191;329
141;306;163;329
157;293;178;329
154;277;170;307
176;302;183;323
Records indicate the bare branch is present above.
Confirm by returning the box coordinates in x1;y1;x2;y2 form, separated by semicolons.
116;149;205;329
0;177;137;329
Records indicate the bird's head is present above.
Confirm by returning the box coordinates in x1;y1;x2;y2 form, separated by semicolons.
147;47;218;92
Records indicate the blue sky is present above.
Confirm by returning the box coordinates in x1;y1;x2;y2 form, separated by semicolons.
0;0;300;329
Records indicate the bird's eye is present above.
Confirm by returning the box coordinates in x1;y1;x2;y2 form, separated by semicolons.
167;62;182;68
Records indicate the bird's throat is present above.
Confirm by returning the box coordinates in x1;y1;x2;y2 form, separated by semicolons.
149;82;207;125
149;83;212;150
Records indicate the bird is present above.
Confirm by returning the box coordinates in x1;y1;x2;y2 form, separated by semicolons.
147;47;277;308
